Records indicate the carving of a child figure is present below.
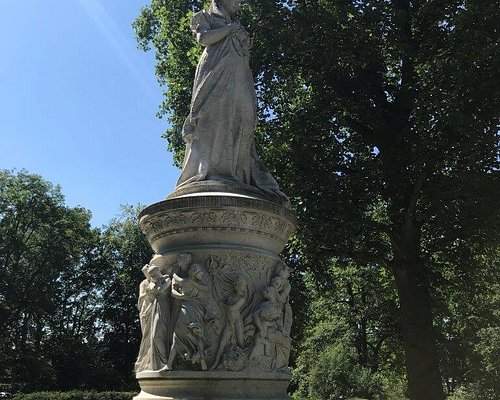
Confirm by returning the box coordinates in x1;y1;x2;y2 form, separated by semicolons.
249;285;283;366
211;275;247;370
161;263;209;371
250;272;292;370
271;273;292;335
135;265;172;372
173;252;192;276
253;286;282;340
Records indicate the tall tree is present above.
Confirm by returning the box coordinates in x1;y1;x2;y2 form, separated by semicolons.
99;205;152;389
0;170;99;391
133;1;500;399
293;262;404;400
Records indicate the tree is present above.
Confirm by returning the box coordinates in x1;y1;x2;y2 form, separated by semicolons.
0;170;99;391
0;171;152;392
133;1;500;399
433;247;500;398
99;205;152;390
293;265;404;400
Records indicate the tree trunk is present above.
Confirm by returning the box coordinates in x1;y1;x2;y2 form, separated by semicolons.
392;259;444;400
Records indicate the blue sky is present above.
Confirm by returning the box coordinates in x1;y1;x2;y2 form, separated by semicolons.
0;0;179;227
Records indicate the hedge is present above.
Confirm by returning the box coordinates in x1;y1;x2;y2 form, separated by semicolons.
13;391;137;400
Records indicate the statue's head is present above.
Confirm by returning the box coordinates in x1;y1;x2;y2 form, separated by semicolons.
213;0;241;16
177;252;192;266
188;263;204;280
233;275;247;293
147;265;162;282
271;276;285;290
280;265;291;280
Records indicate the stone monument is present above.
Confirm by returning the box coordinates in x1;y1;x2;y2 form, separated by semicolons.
134;1;296;398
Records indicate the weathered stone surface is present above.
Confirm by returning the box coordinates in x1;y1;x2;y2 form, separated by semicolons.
139;195;296;255
168;180;290;208
134;194;296;399
134;371;291;400
173;0;288;204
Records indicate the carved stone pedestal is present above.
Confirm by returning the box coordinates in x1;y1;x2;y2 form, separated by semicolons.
135;193;296;400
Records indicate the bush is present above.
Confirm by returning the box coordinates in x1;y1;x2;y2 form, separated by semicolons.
294;340;383;400
13;391;137;400
447;385;497;400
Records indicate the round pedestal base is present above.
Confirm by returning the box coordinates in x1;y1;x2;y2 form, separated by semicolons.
136;194;296;399
134;371;291;400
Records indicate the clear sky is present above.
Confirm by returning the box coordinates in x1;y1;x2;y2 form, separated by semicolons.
0;0;180;227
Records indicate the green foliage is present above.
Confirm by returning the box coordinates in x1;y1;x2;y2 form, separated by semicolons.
447;385;497;400
293;268;404;400
301;341;383;400
0;171;148;392
98;205;153;389
0;169;101;391
13;391;136;400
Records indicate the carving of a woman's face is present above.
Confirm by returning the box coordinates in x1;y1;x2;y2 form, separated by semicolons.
148;267;162;283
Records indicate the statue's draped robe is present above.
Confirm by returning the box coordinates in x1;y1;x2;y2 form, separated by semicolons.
135;280;171;371
172;282;207;359
177;9;282;195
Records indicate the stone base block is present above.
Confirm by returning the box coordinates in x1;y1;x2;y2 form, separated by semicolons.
134;371;291;400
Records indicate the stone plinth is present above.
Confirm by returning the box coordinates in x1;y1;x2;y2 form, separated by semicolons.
135;371;291;400
135;193;296;400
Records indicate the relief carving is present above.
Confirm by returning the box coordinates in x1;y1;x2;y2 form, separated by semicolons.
135;253;293;373
135;265;173;372
164;263;210;371
139;208;295;245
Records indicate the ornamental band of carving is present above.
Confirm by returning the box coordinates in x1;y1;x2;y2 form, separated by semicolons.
140;208;295;243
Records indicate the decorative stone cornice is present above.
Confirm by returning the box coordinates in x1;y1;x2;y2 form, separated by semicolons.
139;196;297;254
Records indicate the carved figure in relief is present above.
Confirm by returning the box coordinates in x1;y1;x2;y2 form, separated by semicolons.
175;0;287;202
169;253;193;341
253;286;282;340
272;273;292;337
211;275;247;370
272;267;293;369
265;325;291;370
162;263;209;371
250;267;293;371
173;252;192;276
135;265;172;372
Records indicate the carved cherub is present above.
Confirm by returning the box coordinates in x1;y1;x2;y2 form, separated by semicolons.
174;252;192;277
169;253;194;346
273;265;293;337
253;286;282;341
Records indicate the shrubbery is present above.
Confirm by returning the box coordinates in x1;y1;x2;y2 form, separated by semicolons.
295;340;384;400
447;385;498;400
13;391;137;400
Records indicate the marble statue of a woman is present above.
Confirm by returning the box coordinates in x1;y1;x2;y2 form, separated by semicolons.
176;0;287;202
135;265;172;372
